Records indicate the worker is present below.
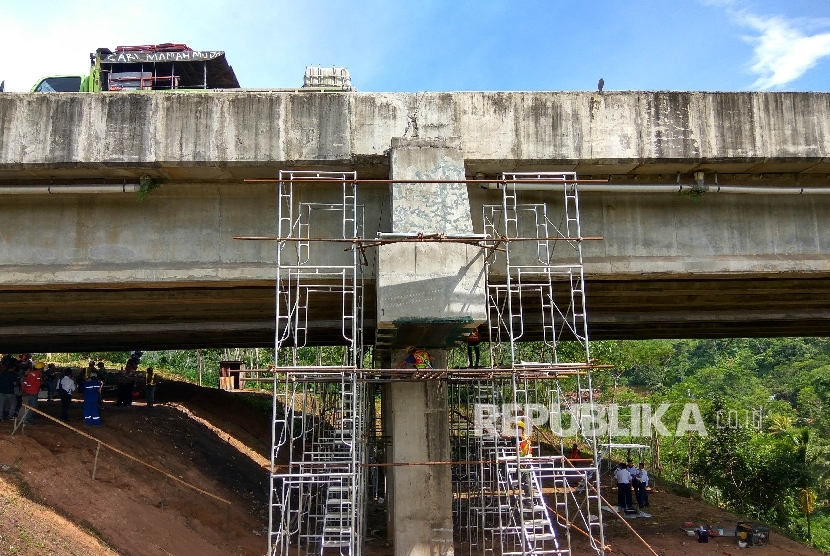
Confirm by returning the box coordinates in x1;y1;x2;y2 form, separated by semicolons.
117;360;137;406
0;358;18;420
498;420;534;501
516;421;533;501
466;328;481;368
516;421;532;457
42;363;56;401
83;372;103;426
395;346;434;370
637;462;650;508
568;443;580;459
628;459;641;505
58;368;76;421
85;360;95;382
145;367;157;408
613;462;633;510
20;362;43;425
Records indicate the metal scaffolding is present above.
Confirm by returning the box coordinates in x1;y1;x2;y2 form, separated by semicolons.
269;171;369;556
447;172;604;556
266;170;604;556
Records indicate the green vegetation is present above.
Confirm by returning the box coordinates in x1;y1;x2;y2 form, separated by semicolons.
138;175;162;200
586;338;830;552
63;337;829;551
140;348;273;387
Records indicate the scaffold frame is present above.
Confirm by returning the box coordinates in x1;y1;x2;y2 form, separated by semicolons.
264;170;606;556
269;171;368;556
446;171;605;556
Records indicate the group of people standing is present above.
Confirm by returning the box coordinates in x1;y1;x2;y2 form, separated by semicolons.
0;355;50;425
0;354;158;427
613;459;651;511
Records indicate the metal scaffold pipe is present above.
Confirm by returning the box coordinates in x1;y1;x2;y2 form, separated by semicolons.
245;177;830;194
0;184;141;194
484;182;830;194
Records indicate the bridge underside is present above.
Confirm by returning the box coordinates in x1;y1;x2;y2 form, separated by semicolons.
2;91;830;352
2;273;828;352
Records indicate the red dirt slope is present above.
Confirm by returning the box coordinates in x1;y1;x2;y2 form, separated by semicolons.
0;379;823;556
0;382;271;556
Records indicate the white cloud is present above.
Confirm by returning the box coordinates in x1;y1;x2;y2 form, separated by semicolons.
740;14;830;89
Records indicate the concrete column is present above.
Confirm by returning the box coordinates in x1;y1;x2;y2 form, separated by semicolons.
386;376;453;556
376;137;487;348
378;137;485;556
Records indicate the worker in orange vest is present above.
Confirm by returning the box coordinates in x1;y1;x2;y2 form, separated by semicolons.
516;421;533;501
395;346;434;370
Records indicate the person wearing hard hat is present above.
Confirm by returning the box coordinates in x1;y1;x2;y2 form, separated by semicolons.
516;421;532;457
19;361;44;425
502;420;534;503
517;421;534;502
85;360;95;382
395;346;435;370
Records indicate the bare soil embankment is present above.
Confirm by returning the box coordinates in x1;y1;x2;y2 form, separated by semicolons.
0;379;823;556
0;381;271;556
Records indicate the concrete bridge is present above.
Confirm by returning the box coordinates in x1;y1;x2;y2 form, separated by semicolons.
1;91;829;351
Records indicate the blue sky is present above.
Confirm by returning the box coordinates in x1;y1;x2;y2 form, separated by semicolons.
1;0;829;92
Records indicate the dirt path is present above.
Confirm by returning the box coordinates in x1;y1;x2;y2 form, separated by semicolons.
567;479;824;556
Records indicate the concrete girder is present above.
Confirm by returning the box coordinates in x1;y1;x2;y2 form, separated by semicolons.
0;92;828;349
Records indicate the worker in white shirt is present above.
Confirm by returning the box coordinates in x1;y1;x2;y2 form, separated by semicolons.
58;369;76;421
637;462;650;508
612;462;633;510
628;459;641;505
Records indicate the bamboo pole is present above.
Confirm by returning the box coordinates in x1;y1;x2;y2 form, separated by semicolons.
233;235;603;244
546;504;610;552
244;178;610;185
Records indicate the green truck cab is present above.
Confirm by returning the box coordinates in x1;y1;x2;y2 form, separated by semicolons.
30;43;239;92
31;75;92;92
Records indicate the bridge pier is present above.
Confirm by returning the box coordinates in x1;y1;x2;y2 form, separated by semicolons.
378;137;486;556
384;351;452;556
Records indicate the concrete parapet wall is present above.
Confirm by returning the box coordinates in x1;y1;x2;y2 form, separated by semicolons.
2;92;830;179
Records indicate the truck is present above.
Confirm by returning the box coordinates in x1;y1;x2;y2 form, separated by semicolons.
30;43;240;92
